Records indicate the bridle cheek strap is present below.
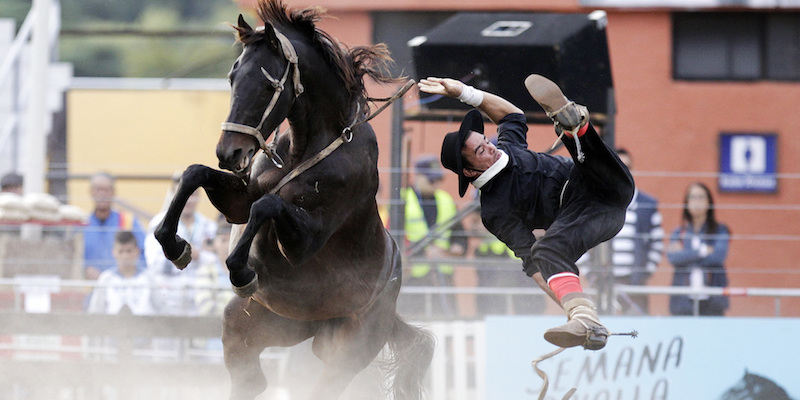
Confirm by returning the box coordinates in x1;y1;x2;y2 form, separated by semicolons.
221;28;303;152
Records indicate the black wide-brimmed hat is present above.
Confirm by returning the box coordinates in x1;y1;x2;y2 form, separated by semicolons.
440;109;484;197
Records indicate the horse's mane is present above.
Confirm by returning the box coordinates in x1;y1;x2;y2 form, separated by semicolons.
234;0;400;118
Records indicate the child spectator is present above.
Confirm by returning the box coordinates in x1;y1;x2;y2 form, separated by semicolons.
87;230;154;315
195;215;235;316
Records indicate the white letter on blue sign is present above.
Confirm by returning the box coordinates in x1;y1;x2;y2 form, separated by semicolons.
730;136;766;174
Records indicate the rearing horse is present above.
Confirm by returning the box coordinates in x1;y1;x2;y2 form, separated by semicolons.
154;1;433;399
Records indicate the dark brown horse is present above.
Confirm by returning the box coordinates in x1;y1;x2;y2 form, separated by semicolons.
154;1;433;399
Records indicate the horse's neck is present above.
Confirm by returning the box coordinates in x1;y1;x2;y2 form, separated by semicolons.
286;92;354;160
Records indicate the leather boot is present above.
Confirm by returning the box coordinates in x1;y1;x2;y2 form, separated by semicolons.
525;74;589;135
544;294;608;350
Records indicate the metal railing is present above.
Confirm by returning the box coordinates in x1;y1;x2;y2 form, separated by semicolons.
0;0;61;174
1;276;798;318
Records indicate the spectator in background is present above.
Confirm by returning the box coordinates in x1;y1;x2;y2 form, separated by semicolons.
195;214;235;317
667;182;730;316
86;231;153;368
0;172;23;194
192;214;236;361
86;230;154;315
608;148;663;314
398;155;463;317
84;172;146;280
458;138;546;316
144;174;216;316
465;207;545;315
0;173;25;228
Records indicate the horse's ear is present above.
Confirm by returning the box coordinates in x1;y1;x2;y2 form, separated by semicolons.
262;22;281;51
237;14;252;32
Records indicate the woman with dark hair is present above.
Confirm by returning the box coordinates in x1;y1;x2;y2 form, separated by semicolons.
667;182;731;316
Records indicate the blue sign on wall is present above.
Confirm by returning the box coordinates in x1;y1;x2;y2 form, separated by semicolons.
719;133;777;192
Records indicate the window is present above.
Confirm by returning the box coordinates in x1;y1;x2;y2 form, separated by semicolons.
673;12;800;81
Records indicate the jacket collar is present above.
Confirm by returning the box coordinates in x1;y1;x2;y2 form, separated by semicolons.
473;149;509;190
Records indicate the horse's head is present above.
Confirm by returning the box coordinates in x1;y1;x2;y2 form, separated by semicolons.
217;14;303;177
719;370;792;400
219;0;401;178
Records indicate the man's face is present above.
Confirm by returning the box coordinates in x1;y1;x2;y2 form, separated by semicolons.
214;231;232;269
461;132;500;174
618;153;632;169
112;242;140;272
90;176;114;211
2;185;22;195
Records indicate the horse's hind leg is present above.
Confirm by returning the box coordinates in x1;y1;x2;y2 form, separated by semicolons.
223;296;315;400
308;277;401;399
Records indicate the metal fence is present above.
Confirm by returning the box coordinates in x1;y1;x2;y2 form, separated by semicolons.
2;275;800;400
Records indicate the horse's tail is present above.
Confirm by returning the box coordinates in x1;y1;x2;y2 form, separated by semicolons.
385;314;435;400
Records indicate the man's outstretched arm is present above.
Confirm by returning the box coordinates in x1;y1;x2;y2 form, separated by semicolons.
418;77;522;124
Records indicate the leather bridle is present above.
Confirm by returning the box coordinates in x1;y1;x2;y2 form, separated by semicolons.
220;26;415;194
221;27;303;154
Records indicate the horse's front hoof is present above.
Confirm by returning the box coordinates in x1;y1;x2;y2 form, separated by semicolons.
171;242;192;270
233;274;258;298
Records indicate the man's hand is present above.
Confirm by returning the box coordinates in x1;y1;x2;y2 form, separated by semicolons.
418;77;463;98
420;76;522;124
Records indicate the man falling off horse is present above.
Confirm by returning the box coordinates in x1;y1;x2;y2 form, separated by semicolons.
419;74;633;350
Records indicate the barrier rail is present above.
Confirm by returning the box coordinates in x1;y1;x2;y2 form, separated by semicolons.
1;277;799;399
616;284;800;317
2;277;799;316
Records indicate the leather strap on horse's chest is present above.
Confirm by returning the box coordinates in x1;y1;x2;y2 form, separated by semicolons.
268;130;349;194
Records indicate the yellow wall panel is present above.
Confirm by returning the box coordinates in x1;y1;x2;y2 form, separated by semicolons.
67;89;231;221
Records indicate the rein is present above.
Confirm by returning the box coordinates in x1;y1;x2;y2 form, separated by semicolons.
268;78;416;195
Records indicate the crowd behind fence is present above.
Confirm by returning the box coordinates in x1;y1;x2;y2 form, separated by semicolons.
1;262;799;318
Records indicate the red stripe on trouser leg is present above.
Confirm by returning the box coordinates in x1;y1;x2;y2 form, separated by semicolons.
564;123;590;138
575;123;589;137
548;273;583;302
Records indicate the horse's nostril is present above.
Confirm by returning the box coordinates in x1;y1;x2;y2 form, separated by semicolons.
232;148;243;163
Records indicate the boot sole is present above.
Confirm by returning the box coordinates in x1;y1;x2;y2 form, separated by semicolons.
524;74;568;114
544;329;608;350
544;331;587;349
524;74;585;130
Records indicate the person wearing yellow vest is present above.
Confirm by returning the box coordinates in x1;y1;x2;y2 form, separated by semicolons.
399;155;462;317
470;208;545;316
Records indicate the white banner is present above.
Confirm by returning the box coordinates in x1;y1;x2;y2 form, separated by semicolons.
486;316;799;399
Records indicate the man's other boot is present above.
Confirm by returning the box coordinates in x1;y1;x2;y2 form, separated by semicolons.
544;294;608;350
